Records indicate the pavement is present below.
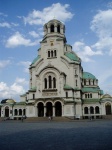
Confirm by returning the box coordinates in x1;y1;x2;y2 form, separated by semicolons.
0;120;112;150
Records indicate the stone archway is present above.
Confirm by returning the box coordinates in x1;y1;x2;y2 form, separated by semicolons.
105;103;111;115
55;102;62;116
5;106;9;117
46;102;52;117
38;102;44;117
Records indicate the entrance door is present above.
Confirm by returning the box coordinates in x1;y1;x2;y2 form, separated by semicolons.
105;103;111;115
5;106;9;117
55;102;62;116
38;102;44;117
46;102;52;116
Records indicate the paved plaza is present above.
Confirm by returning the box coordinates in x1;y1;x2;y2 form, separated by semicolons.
0;120;112;150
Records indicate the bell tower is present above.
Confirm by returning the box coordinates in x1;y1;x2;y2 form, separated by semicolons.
42;19;66;43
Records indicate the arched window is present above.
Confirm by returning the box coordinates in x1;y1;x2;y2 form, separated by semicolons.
66;92;68;98
57;25;60;33
48;51;50;57
84;79;86;85
85;94;87;98
19;109;22;116
88;94;89;98
53;77;56;88
49;76;52;88
14;109;18;116
95;106;99;114
51;51;53;57
90;93;92;98
90;107;94;114
51;24;54;32
44;78;47;89
84;107;88;114
54;50;57;57
89;80;91;85
76;80;77;86
44;73;56;90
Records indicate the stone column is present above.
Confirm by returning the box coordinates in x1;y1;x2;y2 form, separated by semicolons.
62;105;64;116
53;106;55;117
44;106;46;117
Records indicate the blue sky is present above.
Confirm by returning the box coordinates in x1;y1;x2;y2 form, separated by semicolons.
0;0;112;101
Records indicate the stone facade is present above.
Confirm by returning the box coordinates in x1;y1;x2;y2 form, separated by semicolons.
0;19;112;119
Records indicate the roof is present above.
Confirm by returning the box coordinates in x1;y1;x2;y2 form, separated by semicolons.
101;94;112;99
83;72;96;79
64;84;72;90
1;99;16;104
65;52;80;62
83;99;100;103
82;87;103;94
45;19;64;25
29;87;36;92
15;101;26;105
31;55;40;65
64;85;80;91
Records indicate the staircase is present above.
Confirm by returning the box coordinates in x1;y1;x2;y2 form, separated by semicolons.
24;117;73;122
104;115;112;119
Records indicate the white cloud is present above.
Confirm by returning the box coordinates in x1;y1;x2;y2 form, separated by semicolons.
23;3;74;25
0;22;11;28
0;78;28;100
72;41;102;62
18;61;31;73
107;2;112;8
0;60;11;69
0;12;8;17
6;32;40;48
91;9;112;54
98;67;112;85
15;77;29;85
29;31;39;38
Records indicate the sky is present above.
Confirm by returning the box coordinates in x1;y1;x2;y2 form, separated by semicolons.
0;0;112;101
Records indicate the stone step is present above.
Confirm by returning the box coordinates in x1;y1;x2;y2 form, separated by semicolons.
104;115;112;119
24;117;73;122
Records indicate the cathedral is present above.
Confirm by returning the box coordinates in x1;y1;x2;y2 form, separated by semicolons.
0;19;112;120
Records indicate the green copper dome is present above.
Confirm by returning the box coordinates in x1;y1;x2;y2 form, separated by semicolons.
65;52;80;62
83;72;96;79
31;55;40;65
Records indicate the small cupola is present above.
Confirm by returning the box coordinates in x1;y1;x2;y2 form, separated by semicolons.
43;19;66;41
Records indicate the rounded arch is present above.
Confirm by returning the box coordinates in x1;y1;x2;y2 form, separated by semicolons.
38;66;61;77
105;103;111;115
14;109;18;116
55;101;62;116
95;106;99;114
36;101;44;106
90;106;94;114
38;102;44;117
46;102;53;116
50;24;54;32
19;109;22;116
84;107;88;114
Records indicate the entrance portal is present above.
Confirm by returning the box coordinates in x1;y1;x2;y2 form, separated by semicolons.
46;102;52;116
5;106;9;117
105;103;111;115
55;102;62;116
38;102;44;117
